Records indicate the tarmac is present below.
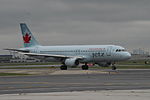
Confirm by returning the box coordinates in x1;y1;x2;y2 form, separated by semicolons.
0;68;150;99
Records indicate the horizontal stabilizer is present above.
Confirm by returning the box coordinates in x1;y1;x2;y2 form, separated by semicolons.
4;48;29;53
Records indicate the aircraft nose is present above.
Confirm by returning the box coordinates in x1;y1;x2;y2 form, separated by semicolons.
125;52;131;59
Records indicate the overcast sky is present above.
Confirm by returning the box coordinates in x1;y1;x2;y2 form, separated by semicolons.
0;0;150;54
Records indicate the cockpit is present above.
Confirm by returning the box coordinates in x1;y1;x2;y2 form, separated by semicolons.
116;49;126;52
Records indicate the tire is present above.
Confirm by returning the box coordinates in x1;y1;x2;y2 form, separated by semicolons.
112;66;116;70
60;65;67;70
82;65;89;70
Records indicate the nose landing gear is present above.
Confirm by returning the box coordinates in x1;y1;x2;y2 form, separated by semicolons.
112;62;117;70
112;65;117;70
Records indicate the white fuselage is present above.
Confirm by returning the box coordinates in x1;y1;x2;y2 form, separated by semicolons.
22;45;131;63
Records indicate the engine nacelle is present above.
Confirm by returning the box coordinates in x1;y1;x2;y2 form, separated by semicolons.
65;58;79;67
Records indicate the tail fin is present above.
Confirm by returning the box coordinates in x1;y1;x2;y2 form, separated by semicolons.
20;23;39;47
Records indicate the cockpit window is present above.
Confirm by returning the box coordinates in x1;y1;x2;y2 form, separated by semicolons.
116;49;126;52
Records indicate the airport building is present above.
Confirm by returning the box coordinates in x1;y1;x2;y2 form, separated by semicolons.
130;48;150;61
0;55;12;63
0;53;41;63
132;48;149;55
130;54;150;60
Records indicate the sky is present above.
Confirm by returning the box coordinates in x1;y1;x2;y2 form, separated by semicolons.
0;0;150;54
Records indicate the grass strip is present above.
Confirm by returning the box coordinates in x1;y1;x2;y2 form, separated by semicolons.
0;62;61;66
0;73;30;76
0;66;57;69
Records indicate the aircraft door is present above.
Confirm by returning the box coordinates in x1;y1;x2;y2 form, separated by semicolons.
106;46;112;56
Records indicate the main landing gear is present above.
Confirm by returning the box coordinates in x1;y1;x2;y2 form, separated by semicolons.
81;63;89;70
60;64;89;70
60;65;67;70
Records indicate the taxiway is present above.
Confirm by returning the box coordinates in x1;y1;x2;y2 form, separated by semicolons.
0;69;150;94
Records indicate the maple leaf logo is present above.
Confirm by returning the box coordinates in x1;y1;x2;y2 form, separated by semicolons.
23;33;31;43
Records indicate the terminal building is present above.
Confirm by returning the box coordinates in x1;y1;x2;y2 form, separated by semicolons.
0;55;12;63
0;53;41;63
132;48;149;55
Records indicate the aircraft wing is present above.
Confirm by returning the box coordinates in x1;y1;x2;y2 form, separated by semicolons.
4;48;84;59
20;52;84;59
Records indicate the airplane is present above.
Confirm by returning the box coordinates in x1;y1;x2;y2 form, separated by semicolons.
5;23;131;70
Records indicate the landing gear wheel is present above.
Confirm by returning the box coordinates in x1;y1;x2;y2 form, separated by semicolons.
82;65;89;70
112;65;116;70
60;65;67;70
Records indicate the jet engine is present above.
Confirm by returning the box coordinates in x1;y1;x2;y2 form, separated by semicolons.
65;58;79;67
